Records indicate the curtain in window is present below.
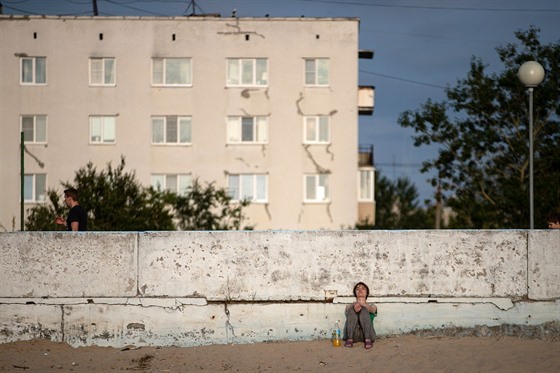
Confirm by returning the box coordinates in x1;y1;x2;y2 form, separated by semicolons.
104;58;115;84
166;116;178;143
35;57;46;84
179;117;192;143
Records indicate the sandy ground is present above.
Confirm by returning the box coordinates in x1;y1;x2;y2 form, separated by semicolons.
1;335;559;372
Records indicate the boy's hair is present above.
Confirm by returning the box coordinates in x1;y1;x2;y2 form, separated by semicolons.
64;188;79;201
547;212;560;224
353;282;370;299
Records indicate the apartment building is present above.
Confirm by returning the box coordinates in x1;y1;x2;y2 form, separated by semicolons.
0;15;374;231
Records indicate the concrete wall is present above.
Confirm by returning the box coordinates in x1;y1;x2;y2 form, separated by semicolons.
0;230;558;347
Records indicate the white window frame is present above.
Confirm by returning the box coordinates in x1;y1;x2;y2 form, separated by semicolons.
20;57;46;85
21;115;47;144
151;174;192;196
304;58;329;86
228;174;268;203
89;116;116;144
226;58;268;87
151;58;192;86
303;116;330;144
304;174;330;203
24;174;47;202
358;167;375;202
89;57;116;86
227;116;268;144
152;115;192;145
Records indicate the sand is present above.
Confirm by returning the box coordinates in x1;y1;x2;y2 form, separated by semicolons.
1;335;559;372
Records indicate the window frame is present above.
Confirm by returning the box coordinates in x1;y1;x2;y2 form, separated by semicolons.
151;57;193;87
226;58;268;87
89;57;116;86
304;58;330;87
358;167;375;202
89;116;116;144
24;173;47;203
21;115;47;144
151;115;192;145
227;116;268;144
151;174;193;196
20;56;46;85
228;173;268;203
304;174;330;203
303;115;330;144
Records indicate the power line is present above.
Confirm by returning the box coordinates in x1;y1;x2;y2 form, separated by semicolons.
360;69;447;89
291;0;560;12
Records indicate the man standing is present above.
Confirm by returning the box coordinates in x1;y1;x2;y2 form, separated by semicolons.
55;188;88;231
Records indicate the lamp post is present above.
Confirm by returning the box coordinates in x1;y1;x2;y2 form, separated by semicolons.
518;61;545;229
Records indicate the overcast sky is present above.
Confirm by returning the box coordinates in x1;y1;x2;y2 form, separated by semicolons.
3;0;559;201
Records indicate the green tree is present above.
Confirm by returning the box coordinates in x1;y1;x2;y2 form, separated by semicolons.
25;157;252;231
398;27;559;228
172;179;253;230
356;172;434;229
26;157;176;231
25;190;67;231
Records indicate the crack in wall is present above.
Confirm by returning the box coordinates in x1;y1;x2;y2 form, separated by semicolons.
325;144;334;161
218;19;265;39
296;92;304;115
303;145;330;174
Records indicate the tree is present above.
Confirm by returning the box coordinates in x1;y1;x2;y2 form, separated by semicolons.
398;27;559;228
26;157;175;231
25;157;252;231
356;172;434;230
172;179;253;230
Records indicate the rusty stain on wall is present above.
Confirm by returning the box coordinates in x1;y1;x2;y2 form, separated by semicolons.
218;19;266;39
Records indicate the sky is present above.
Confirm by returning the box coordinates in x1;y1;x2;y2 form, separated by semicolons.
3;0;559;202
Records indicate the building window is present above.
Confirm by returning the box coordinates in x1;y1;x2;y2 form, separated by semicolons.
89;116;116;144
152;116;192;144
228;174;268;202
305;58;329;86
227;58;268;86
227;116;268;144
152;58;192;86
90;57;116;86
21;115;47;143
24;174;46;202
21;57;46;84
359;168;374;201
304;116;330;143
151;174;192;196
304;174;330;202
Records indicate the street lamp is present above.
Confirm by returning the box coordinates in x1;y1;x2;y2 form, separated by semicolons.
518;61;545;229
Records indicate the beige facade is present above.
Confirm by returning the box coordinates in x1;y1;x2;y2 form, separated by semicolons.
0;15;373;231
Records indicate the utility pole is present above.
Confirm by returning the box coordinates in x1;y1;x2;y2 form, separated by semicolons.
435;174;442;229
93;0;98;16
20;132;24;231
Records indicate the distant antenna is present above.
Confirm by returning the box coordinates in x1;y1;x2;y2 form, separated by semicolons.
185;0;203;16
92;0;98;16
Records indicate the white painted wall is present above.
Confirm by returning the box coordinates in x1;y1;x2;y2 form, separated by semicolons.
0;230;558;347
0;16;361;231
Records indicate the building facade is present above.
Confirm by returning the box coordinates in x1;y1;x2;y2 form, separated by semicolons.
0;15;374;231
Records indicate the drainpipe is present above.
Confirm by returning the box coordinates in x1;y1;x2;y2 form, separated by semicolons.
20;131;24;231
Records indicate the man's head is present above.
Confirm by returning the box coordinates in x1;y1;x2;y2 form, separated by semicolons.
547;212;560;229
63;188;79;207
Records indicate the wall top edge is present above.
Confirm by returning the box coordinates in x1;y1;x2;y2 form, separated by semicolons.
0;15;360;22
0;229;541;235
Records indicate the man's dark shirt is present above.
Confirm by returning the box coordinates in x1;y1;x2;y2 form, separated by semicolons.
66;205;88;231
